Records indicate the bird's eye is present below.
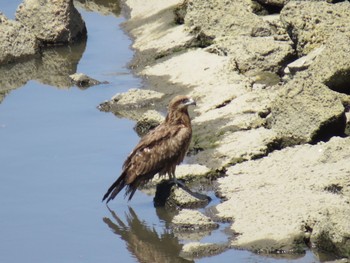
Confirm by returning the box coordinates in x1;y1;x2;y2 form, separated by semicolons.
181;98;188;103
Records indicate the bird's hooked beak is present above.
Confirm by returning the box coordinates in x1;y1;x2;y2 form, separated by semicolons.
184;97;196;107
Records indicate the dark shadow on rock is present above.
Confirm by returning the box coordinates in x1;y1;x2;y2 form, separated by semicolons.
324;70;350;96
311;113;347;144
154;179;211;209
103;206;193;263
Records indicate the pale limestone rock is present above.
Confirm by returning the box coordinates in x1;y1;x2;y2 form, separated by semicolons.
216;137;350;255
280;1;350;55
16;0;87;44
172;209;218;230
0;13;39;65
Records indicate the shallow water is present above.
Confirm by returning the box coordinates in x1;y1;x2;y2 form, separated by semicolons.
0;1;329;263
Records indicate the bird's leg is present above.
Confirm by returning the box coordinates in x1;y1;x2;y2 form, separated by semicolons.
173;177;186;188
167;172;210;202
169;172;186;187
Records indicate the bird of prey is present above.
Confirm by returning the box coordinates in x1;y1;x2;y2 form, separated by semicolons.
102;95;196;203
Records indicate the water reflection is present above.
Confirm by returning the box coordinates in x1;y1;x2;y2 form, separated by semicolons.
0;41;86;94
74;0;121;17
103;206;193;263
37;43;87;88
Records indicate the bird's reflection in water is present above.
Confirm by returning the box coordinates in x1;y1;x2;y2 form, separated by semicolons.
103;206;193;263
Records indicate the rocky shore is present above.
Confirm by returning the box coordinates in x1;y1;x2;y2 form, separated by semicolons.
109;0;350;259
1;0;349;261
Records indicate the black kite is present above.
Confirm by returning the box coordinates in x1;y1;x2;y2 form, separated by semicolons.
102;95;196;203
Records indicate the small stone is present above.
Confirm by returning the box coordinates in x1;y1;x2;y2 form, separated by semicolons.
284;46;325;75
109;89;165;108
69;73;107;88
180;242;229;259
172;209;218;231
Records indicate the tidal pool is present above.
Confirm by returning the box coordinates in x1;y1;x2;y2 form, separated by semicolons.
0;1;329;263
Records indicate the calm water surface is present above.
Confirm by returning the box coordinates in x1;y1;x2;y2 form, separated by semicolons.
0;1;325;263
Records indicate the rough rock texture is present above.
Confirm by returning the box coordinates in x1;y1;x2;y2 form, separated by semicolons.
0;13;39;65
266;77;345;146
280;1;350;56
170;186;210;208
69;73;107;88
216;137;350;256
284;46;324;75
172;209;218;231
194;127;278;169
98;89;166;121
180;242;229;259
100;89;165;110
154;181;211;209
219;36;294;75
186;0;294;75
16;0;87;45
307;32;350;96
134;110;164;136
190;87;278;168
185;0;272;38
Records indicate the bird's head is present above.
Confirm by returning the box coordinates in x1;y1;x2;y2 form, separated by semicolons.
168;95;196;112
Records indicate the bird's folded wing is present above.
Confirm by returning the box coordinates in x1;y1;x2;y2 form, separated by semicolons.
122;124;191;183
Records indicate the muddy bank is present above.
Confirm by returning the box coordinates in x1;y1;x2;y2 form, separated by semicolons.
102;0;350;259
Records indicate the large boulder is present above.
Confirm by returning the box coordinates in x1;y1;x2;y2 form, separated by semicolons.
221;35;294;75
216;136;350;256
185;0;271;38
266;76;345;146
0;13;39;65
280;1;350;56
191;88;278;169
307;32;350;95
16;0;87;45
185;0;294;76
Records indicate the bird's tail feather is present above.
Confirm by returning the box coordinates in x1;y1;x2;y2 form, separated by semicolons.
102;172;126;203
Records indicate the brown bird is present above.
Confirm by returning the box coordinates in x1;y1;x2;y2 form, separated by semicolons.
102;95;196;203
